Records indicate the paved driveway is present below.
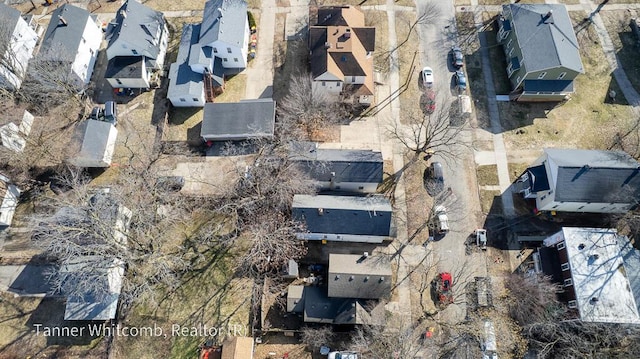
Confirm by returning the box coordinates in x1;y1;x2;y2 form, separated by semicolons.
0;265;54;297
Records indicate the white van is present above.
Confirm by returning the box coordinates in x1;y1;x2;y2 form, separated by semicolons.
434;205;450;234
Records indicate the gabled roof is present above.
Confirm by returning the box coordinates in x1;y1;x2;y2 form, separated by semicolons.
550;227;640;324
505;4;583;73
292;194;392;236
0;4;22;33
105;56;145;79
201;99;275;141
309;6;375;95
63;256;125;321
328;253;391;299
199;0;248;47
107;0;166;61
301;286;370;324
291;146;384;184
544;149;640;203
168;23;205;99
41;5;94;60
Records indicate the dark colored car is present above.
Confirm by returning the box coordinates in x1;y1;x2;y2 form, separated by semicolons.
454;70;467;93
425;161;444;196
451;46;464;68
90;106;104;121
104;101;117;126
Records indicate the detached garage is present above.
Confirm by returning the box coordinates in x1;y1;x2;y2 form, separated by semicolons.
201;99;276;142
69;120;118;168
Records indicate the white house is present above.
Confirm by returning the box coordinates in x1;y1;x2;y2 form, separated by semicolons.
308;6;376;105
515;148;640;213
105;0;169;89
69;120;118;168
167;0;249;107
0;4;39;90
0;110;34;153
0;173;20;227
40;5;102;89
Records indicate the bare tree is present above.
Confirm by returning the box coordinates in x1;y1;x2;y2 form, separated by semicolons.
277;73;347;140
382;99;467;195
300;326;334;351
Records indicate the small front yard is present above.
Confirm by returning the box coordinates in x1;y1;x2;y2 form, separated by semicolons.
600;9;640;95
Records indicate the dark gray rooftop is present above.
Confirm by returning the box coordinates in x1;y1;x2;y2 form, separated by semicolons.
201;99;275;141
506;4;583;74
199;0;247;47
107;0;166;63
328;254;391;299
302;286;368;324
168;24;205;100
41;5;93;60
545;149;640;203
105;56;144;79
292;194;392;236
291;146;384;184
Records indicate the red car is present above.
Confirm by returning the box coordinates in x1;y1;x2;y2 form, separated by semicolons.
425;90;436;114
436;272;454;306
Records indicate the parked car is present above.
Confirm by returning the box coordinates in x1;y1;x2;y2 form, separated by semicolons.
454;70;467;93
475;229;487;250
425;161;444;195
328;352;358;359
90;106;104;121
434;205;449;234
422;66;434;88
435;272;454;306
451;46;464;68
104;101;117;126
425;89;436;114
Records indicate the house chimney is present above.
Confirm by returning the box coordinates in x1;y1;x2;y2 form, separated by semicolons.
58;15;67;27
217;8;224;19
318;208;324;216
543;10;554;24
324;42;331;49
344;28;351;39
120;9;127;19
363;252;369;258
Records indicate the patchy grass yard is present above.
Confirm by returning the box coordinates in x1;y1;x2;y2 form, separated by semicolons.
476;165;499;186
483;20;511;95
480;190;502;215
508;162;531;183
501;11;635;153
396;10;423;125
404;155;432;245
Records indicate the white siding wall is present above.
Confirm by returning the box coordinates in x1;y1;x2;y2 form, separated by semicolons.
0;176;19;227
344;75;366;85
155;24;169;69
210;40;246;69
538;200;631;214
312;80;342;97
170;92;204;107
72;18;102;86
0;17;38;89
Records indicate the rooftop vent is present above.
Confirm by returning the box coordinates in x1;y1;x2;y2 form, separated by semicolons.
591;297;599;303
344;29;351;39
324;42;331;49
335;275;340;280
578;243;585;250
57;15;67;27
349;276;354;281
318;208;324;216
120;9;127;19
543;10;554;24
217;8;224;19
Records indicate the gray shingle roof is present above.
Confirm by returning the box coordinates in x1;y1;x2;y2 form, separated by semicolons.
199;0;248;47
105;56;144;79
201;99;275;141
301;286;369;324
0;4;21;34
328;254;391;299
41;5;93;60
545;149;640;203
107;0;166;64
506;4;583;73
168;24;205;100
291;146;383;184
292;194;392;236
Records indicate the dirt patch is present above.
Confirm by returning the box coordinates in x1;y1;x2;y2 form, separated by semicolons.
476;165;499;186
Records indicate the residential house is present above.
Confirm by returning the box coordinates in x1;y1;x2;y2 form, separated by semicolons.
40;5;102;89
290;143;383;193
62;256;125;321
309;6;376;105
221;337;254;359
515;148;640;213
201;99;275;141
287;253;391;324
537;227;640;324
105;0;169;89
69;120;118;168
292;194;393;243
0;110;34;153
167;0;250;107
0;173;19;227
497;4;584;101
0;4;39;90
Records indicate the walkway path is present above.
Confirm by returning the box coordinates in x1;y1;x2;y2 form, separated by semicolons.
244;0;276;99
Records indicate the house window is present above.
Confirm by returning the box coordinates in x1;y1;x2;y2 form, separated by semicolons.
558;72;567;79
538;72;547;79
552;205;559;209
564;278;573;287
234;58;238;62
213;48;218;54
557;241;565;250
132;49;138;55
561;263;570;271
223;58;228;62
322;81;326;86
578;206;585;210
227;47;232;53
116;79;122;85
352;76;356;82
82;37;86;44
180;98;186;102
90;49;94;55
540;195;546;200
506;38;513;49
568;300;577;308
358;186;364;190
193;98;199;102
